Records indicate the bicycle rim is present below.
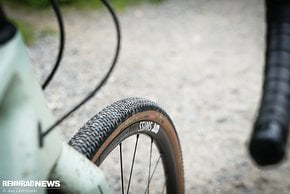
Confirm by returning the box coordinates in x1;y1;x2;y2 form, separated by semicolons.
69;98;184;194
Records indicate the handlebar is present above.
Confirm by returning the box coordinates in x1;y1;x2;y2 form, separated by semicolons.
249;0;290;166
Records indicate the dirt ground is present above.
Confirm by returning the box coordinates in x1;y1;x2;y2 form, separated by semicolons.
5;0;290;193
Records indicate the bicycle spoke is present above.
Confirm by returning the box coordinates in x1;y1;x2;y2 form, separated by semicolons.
119;143;125;194
127;134;139;194
144;155;162;194
145;137;153;194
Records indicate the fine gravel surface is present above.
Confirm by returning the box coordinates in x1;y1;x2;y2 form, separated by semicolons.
6;0;290;193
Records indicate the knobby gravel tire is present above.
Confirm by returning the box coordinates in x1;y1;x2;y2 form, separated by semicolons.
68;97;184;194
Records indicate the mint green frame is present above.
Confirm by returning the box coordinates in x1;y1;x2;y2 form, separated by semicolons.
0;32;110;194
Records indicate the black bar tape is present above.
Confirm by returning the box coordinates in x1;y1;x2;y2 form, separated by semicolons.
249;0;290;166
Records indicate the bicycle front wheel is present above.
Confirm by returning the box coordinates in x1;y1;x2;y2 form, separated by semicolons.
69;97;184;194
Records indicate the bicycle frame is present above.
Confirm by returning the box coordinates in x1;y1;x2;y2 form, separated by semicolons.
0;11;110;194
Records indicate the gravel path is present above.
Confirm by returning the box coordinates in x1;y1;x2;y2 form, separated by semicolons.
7;0;290;193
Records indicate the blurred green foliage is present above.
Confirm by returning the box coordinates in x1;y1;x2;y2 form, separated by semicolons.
3;0;163;44
11;20;35;44
5;0;163;9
